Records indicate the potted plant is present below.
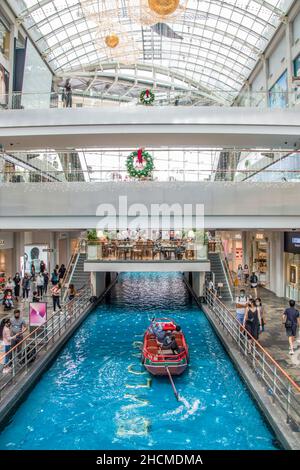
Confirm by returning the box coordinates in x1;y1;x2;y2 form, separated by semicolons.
87;229;99;260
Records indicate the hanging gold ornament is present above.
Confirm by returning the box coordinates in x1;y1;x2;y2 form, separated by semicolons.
148;0;179;16
105;34;120;48
128;0;188;26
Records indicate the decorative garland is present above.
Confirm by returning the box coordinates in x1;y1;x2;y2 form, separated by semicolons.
126;149;154;179
140;89;155;105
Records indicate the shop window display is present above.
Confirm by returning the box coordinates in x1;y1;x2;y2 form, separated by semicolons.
0;18;10;59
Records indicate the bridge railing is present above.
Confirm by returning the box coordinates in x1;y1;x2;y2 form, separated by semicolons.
205;287;300;430
0;285;92;403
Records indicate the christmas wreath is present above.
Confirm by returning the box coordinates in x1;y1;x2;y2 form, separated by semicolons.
140;89;155;105
126;149;154;179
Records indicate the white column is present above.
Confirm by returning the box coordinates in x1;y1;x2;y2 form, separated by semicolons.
285;16;294;106
268;232;285;297
13;231;25;273
261;54;269;107
91;272;106;297
192;271;205;297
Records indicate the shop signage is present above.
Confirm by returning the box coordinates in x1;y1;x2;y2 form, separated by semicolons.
0;240;4;247
256;233;264;240
42;248;55;252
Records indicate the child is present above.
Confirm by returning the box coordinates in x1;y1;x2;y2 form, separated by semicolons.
3;290;14;310
32;291;40;303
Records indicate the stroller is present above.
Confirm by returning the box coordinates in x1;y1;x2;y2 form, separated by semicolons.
2;289;14;311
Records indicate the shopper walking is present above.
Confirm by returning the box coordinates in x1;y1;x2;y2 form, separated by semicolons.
30;262;35;277
243;264;249;286
13;273;21;301
58;264;66;280
237;264;243;286
51;269;59;286
40;260;46;273
62;79;72;108
250;271;258;298
43;271;49;295
36;272;44;298
235;289;249;326
243;299;262;341
51;283;61;312
283;300;300;355
22;274;30;300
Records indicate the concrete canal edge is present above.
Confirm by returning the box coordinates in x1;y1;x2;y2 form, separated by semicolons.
0;276;118;429
183;276;300;450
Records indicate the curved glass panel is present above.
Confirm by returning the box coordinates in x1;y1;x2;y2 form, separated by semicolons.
7;0;293;102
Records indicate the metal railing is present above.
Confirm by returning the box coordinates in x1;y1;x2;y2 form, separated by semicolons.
205;288;300;429
0;285;92;403
2;168;300;184
216;239;235;300
0;89;300;110
61;237;86;301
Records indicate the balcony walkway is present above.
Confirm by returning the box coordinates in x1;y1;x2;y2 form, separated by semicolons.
1;106;300;150
226;286;300;385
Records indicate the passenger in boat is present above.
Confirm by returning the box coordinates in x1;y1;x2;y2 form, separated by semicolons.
169;335;181;355
148;321;167;343
161;332;173;349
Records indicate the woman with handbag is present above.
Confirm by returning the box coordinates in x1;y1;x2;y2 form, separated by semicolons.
243;299;262;343
283;300;300;355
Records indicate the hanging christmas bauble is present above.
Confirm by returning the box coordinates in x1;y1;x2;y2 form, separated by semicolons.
148;0;179;16
105;34;120;48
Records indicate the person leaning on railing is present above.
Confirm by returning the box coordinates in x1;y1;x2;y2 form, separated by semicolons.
10;309;27;350
0;318;18;374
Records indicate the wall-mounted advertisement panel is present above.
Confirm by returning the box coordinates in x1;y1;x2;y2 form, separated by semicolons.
0;64;9;108
29;302;47;327
23;244;48;275
268;71;288;109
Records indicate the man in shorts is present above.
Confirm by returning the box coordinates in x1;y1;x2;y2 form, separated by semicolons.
283;300;300;355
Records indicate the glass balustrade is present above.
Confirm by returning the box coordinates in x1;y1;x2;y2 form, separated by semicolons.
0;89;299;110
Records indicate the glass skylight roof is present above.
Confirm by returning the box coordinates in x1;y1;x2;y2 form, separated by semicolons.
7;0;293;102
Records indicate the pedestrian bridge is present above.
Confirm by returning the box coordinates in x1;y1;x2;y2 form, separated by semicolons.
0;181;299;229
0;107;300;150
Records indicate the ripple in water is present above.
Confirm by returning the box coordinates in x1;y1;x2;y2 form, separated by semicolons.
0;273;279;450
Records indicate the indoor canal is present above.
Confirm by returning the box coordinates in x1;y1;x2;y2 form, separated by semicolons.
0;272;279;450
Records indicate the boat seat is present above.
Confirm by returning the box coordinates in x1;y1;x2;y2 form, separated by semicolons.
160;349;175;356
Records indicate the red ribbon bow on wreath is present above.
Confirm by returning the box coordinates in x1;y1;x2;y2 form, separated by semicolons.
137;148;143;164
145;90;150;98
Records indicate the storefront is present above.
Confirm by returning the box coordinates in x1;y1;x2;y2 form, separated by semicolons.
252;233;269;285
218;231;243;273
0;232;14;290
284;232;300;300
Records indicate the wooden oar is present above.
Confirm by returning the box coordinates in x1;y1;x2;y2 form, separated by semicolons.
165;366;179;401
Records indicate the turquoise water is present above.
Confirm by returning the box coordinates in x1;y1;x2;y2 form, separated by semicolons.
0;272;278;450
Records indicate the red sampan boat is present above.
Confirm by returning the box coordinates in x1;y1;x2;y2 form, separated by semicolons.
142;318;189;376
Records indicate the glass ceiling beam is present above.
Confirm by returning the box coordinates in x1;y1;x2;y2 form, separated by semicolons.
18;0;280;34
8;0;290;103
50;36;252;82
42;22;259;67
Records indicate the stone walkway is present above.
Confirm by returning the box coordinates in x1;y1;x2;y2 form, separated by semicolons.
0;292;55;329
228;286;300;386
